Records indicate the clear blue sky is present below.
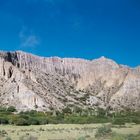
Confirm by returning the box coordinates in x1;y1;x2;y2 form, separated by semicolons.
0;0;140;67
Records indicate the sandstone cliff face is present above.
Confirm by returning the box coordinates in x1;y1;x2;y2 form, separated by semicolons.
0;51;140;111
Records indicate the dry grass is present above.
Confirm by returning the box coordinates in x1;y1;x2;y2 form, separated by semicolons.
0;124;140;140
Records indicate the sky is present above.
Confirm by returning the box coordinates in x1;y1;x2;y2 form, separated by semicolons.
0;0;140;67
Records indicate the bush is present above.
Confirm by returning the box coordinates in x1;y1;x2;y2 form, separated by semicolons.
0;105;140;125
112;118;125;125
131;118;140;124
0;107;7;112
7;106;16;112
95;125;112;138
62;107;72;114
0;117;9;124
38;117;48;125
10;117;29;126
28;118;39;125
97;108;107;117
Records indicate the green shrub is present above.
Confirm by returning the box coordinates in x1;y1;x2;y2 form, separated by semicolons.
28;118;39;125
112;118;125;125
38;117;48;125
97;108;107;117
131;118;140;124
11;117;29;126
0;107;7;112
0;105;140;125
7;106;16;112
0;117;9;124
95;125;112;138
62;107;72;114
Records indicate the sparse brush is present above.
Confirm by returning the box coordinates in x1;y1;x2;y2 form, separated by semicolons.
39;127;45;131
5;137;12;140
95;125;112;138
19;134;38;140
0;130;8;137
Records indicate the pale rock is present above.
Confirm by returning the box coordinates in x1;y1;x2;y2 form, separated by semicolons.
0;50;140;111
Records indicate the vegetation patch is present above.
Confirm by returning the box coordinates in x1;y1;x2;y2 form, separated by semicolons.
0;106;140;126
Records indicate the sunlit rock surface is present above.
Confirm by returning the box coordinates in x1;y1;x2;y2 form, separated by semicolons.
0;51;140;111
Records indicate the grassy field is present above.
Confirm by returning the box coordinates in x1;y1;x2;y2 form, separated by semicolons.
0;124;140;140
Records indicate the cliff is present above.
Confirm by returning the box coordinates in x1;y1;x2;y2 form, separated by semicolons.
0;51;140;111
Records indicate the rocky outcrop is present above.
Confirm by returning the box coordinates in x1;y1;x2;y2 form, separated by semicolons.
0;50;140;111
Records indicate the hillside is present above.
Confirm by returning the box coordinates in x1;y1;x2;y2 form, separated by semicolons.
0;51;140;112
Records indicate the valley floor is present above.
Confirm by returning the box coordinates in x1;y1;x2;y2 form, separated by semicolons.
0;124;140;140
